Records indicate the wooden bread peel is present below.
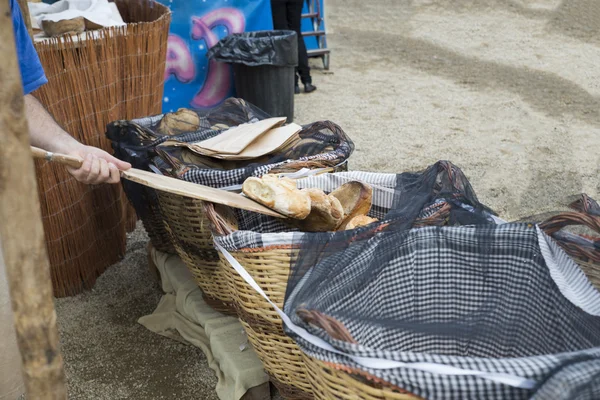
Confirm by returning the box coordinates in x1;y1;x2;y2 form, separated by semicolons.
30;146;287;219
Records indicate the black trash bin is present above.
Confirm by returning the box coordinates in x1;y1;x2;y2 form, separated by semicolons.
207;30;298;122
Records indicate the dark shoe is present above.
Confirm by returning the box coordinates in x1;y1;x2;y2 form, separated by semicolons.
294;85;301;94
304;83;317;93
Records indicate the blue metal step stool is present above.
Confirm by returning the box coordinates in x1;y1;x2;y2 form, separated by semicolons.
301;0;330;70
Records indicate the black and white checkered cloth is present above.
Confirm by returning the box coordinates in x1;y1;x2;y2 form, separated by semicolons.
174;138;351;189
216;171;494;246
281;223;600;400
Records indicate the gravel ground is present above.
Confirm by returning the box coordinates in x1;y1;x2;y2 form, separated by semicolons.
55;0;600;398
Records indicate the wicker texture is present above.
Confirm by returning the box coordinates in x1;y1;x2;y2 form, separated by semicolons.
227;248;297;328
32;0;171;296
303;355;421;400
219;247;313;398
242;320;313;399
142;198;175;254
156;191;235;315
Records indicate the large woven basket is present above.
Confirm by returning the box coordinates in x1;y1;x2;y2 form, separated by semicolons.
109;115;354;258
133;184;175;254
207;172;453;399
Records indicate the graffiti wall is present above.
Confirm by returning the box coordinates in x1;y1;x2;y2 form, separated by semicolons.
157;0;273;112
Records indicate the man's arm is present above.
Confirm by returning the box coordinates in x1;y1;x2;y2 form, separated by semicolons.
25;95;131;184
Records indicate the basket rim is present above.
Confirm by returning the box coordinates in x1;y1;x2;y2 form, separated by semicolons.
307;355;422;399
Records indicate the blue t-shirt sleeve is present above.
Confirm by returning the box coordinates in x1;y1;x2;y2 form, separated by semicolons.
11;0;48;95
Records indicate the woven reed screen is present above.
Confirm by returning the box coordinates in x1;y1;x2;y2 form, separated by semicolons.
31;0;171;297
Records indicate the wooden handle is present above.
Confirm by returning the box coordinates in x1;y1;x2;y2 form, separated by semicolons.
539;210;600;264
31;146;83;169
539;211;600;236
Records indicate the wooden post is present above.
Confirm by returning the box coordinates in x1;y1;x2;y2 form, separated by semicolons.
0;0;67;399
16;0;34;39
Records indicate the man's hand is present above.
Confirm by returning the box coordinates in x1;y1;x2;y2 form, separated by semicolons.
65;144;131;185
24;94;131;185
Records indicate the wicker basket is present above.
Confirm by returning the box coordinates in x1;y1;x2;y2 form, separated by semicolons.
298;202;600;400
156;191;236;315
206;173;452;399
212;206;312;397
243;320;313;399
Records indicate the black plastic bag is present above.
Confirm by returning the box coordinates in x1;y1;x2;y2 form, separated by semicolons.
207;30;298;67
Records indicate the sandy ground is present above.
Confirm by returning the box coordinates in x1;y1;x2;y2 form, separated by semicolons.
54;0;600;398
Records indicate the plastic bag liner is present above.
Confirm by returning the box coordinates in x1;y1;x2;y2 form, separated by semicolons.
207;30;298;67
276;164;600;400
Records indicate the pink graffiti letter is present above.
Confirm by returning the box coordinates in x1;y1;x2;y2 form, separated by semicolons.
165;34;196;84
190;8;246;108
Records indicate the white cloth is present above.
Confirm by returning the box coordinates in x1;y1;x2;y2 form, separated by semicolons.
0;245;25;400
28;0;125;30
138;248;269;400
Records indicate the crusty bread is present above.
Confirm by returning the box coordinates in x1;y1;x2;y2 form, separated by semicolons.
288;188;344;232
330;181;373;229
242;176;311;219
262;174;296;191
344;215;379;230
158;108;201;135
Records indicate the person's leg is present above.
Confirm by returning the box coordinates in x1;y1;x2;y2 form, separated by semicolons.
287;0;316;93
270;1;288;30
272;1;302;93
283;0;302;91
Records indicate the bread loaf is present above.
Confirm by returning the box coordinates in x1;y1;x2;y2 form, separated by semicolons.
242;176;311;219
344;215;379;230
330;181;373;229
158;108;201;135
288;189;344;232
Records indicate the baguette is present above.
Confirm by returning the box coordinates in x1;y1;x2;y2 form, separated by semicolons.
288;189;344;232
242;176;311;219
330;181;373;229
158;108;201;135
344;215;379;230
